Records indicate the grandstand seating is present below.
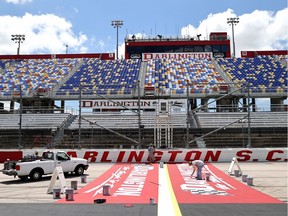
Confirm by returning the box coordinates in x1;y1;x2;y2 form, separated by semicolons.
276;55;288;63
145;58;225;96
56;59;141;96
195;112;288;128
0;110;287;148
0;59;13;70
0;56;287;98
216;56;287;93
0;58;80;97
0;113;71;130
69;112;187;130
0;56;287;148
66;111;288;130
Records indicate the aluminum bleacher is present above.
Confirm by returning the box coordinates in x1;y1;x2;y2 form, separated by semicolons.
0;113;71;130
195;112;288;128
69;112;187;130
0;55;287;148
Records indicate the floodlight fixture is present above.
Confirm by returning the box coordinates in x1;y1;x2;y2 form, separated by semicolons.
11;34;25;55
227;17;239;58
111;20;124;59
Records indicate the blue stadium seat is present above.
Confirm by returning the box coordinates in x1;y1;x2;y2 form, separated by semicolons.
56;59;140;96
0;58;80;97
216;56;287;93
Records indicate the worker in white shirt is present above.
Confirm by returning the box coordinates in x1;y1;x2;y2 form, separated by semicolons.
188;160;204;180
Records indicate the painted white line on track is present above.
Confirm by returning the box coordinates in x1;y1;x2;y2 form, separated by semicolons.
158;164;182;216
204;165;236;189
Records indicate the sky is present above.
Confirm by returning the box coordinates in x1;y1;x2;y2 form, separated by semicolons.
0;0;287;111
0;0;287;58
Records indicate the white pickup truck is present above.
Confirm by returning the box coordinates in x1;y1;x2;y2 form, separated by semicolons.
1;151;89;181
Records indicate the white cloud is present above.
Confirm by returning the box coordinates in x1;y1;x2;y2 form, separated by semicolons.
119;8;287;58
5;0;32;4
179;8;288;57
0;13;88;54
0;8;286;58
236;9;288;53
98;40;105;51
118;42;126;59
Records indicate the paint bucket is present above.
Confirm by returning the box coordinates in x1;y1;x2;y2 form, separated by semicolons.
234;170;241;177
81;175;87;183
103;185;111;196
205;173;211;181
242;174;248;182
53;188;61;199
160;162;164;168
65;188;74;201
247;177;253;186
71;181;78;190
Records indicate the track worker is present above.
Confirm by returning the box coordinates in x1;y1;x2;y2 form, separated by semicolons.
188;160;204;180
148;144;156;163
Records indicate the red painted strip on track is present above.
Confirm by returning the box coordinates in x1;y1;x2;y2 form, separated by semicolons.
56;163;158;204
56;163;283;204
168;163;283;204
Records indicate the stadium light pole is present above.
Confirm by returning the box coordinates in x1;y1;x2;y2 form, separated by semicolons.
111;20;123;59
227;17;239;58
11;34;25;55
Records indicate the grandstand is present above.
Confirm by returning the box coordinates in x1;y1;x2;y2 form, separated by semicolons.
0;35;287;150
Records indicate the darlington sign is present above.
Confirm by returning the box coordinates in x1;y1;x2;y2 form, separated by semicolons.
1;148;286;163
81;99;186;109
81;100;154;109
142;52;213;60
15;148;287;163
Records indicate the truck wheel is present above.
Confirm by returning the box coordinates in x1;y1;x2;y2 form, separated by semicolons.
29;169;43;181
74;165;85;176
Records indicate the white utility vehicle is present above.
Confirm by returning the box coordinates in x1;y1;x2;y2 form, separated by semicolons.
1;151;89;181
